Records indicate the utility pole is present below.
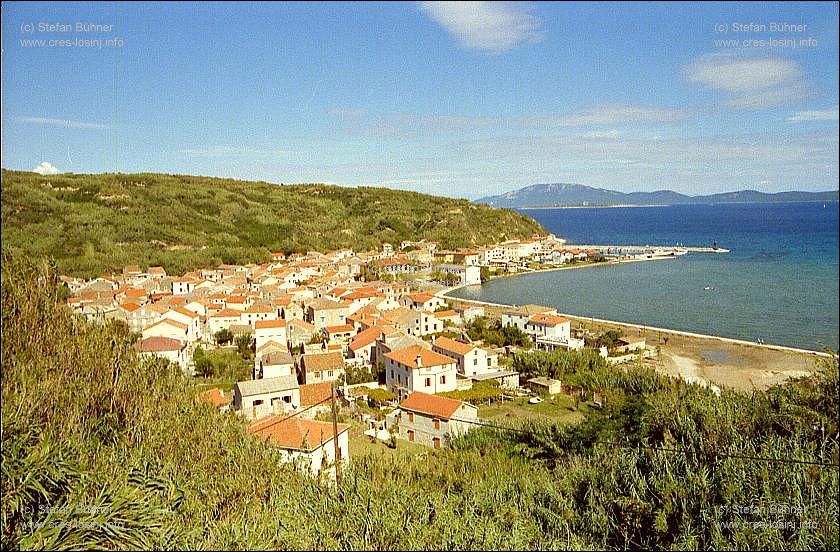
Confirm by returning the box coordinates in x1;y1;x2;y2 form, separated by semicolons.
330;382;343;485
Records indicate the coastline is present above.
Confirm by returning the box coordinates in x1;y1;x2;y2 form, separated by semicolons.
437;269;834;391
438;272;831;357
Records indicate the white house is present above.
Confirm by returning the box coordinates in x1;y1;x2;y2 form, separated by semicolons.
233;375;300;420
383;345;458;400
136;336;189;373
401;292;446;312
255;349;295;380
501;304;558;332
254;319;287;351
298;351;346;385
248;416;350;479
437;264;481;285
431;336;498;378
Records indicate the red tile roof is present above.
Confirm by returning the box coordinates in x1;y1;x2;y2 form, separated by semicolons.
136;336;183;352
194;387;230;408
120;302;142;312
348;325;383;351
384;345;455;369
325;324;354;334
407;292;436;303
432;336;474;356
399;391;465;420
528;313;570;326
300;382;333;407
248;416;349;451
174;306;200;318
211;308;242;318
255;319;287;329
300;352;345;373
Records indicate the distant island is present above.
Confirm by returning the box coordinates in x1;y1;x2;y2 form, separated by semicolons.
475;183;840;209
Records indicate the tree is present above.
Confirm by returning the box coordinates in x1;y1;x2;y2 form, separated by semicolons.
367;388;397;407
193;346;213;378
597;329;623;349
480;266;491;283
235;334;253;359
341;363;376;385
214;328;233;345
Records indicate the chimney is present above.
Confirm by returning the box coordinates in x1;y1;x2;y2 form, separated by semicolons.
416;353;422;367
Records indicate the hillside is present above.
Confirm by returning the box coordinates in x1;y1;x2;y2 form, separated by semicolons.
476;183;840;208
0;170;544;277
2;258;837;549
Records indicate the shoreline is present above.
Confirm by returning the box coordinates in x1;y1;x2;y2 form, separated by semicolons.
517;199;839;210
437;271;833;358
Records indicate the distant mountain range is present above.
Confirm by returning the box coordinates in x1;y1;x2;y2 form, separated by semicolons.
475;183;840;208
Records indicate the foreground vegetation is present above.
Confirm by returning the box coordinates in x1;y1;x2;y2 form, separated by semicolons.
2;257;837;550
0;170;544;278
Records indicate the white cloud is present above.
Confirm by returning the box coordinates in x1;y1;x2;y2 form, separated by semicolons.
684;55;807;109
16;116;111;129
419;1;542;52
32;161;60;175
787;106;839;122
527;104;689;128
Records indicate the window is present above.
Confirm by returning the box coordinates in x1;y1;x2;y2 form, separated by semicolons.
408;430;415;442
487;358;492;366
425;377;431;387
408;413;414;423
473;358;478;366
433;418;440;430
433;437;441;449
327;370;333;377
440;375;446;385
283;395;291;403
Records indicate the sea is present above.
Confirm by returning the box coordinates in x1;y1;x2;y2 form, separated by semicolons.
449;202;839;352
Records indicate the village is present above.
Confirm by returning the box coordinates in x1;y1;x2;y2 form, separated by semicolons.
62;234;650;481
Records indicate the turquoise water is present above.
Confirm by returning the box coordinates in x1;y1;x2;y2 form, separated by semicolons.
450;202;839;351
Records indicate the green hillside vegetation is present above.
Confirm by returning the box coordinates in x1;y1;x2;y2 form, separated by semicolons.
2;258;838;550
0;169;545;278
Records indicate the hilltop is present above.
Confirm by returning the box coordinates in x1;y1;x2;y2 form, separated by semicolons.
0;170;544;277
476;183;840;208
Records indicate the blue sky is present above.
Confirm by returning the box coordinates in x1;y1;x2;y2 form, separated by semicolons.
2;1;838;199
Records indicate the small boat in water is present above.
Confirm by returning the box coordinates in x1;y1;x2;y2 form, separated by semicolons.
704;286;713;291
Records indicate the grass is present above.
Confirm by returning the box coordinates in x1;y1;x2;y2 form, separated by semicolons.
1;169;545;278
347;421;430;460
479;394;588;425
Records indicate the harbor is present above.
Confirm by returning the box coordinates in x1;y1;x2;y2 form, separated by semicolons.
568;244;730;255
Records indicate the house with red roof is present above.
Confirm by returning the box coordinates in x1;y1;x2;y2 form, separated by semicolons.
525;313;572;343
136;336;189;373
254;318;287;350
298;351;346;385
431;335;499;377
396;391;478;448
383;345;458;399
400;291;446;312
248;415;350;478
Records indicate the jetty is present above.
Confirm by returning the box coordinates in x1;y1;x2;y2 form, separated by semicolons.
569;244;730;254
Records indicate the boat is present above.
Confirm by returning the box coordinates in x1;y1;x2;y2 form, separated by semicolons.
704;286;713;291
673;248;688;256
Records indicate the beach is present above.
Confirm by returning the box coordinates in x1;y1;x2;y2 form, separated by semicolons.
437;273;832;392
